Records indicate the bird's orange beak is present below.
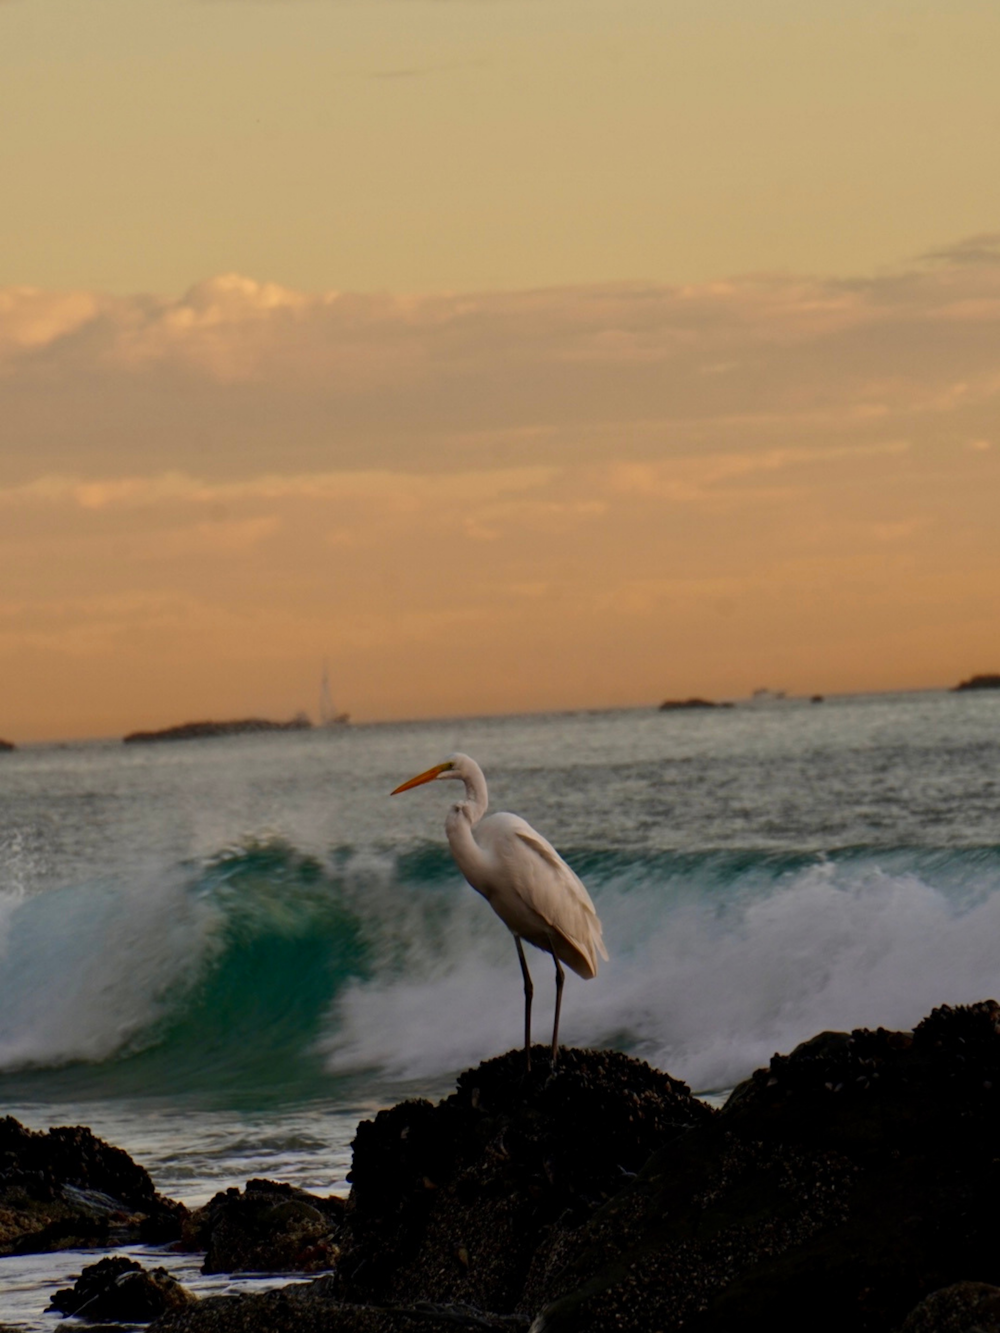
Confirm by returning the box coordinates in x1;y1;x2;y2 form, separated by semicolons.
391;761;453;795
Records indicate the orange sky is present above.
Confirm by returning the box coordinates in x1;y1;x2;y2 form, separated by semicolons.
3;258;999;741
2;2;999;741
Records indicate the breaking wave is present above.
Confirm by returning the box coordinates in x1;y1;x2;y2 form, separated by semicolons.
2;840;999;1102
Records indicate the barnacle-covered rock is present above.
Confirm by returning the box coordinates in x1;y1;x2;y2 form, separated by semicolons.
50;1255;197;1322
336;1045;712;1312
0;1117;186;1255
186;1178;344;1274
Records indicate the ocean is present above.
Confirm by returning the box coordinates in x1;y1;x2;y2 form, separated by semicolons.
2;691;999;1323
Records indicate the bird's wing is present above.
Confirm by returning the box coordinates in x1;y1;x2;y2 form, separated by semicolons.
512;828;597;913
479;814;609;976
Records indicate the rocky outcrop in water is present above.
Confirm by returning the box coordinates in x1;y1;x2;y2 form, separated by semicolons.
0;1117;186;1255
953;673;1000;691
146;1047;706;1333
659;698;732;710
183;1178;345;1275
50;1255;197;1322
337;1046;709;1313
123;716;312;743
530;1002;1000;1332
139;1002;1000;1333
0;739;14;752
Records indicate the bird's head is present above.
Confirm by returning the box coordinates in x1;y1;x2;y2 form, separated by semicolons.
391;753;470;795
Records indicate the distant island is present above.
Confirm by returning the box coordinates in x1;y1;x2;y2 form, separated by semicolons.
123;715;313;744
953;674;1000;692
0;738;15;752
659;697;733;711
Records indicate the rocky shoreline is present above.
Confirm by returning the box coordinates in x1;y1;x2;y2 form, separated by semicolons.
953;673;1000;692
122;716;313;743
658;698;733;711
6;1003;1000;1331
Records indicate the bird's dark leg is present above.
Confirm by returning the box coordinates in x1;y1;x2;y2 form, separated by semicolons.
514;936;534;1071
551;952;565;1068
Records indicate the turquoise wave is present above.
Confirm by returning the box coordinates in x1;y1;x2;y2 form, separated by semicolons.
0;841;374;1103
1;839;999;1105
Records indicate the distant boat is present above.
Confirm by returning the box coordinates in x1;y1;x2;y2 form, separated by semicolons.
319;661;350;727
750;688;787;702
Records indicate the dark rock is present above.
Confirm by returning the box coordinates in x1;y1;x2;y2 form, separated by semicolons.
150;1279;525;1332
49;1255;197;1322
899;1281;1000;1332
336;1045;711;1314
0;1116;186;1254
185;1178;345;1274
953;674;1000;691
123;716;312;743
142;1005;1000;1333
659;698;732;710
0;739;14;752
529;1002;1000;1332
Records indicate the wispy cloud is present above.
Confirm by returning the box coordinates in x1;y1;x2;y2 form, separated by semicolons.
920;234;1000;267
0;466;556;512
2;245;999;490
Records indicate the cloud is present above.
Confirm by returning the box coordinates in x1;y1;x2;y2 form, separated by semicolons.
0;465;556;513
3;239;1000;736
0;286;106;353
920;234;1000;267
605;441;912;505
1;245;999;492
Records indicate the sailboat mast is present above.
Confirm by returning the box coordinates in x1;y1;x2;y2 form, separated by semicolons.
319;660;333;726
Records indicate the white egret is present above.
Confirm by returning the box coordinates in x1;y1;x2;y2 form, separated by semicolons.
391;753;607;1069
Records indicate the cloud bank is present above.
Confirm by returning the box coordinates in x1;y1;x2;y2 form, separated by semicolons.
1;245;998;738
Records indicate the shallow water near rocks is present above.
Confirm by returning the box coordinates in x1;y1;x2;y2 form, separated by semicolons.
1;1243;313;1332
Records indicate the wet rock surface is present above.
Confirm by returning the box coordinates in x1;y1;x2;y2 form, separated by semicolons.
336;1044;711;1313
49;1254;198;1322
0;1116;186;1255
899;1282;1000;1332
18;1006;1000;1332
531;1003;1000;1332
185;1178;345;1274
151;1279;527;1333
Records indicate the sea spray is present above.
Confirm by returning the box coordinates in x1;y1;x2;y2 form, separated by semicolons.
323;845;1000;1092
3;836;999;1099
0;870;212;1071
0;840;369;1094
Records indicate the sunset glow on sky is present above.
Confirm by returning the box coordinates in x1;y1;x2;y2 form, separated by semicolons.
2;0;999;740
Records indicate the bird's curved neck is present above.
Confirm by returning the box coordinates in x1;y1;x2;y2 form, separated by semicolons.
455;762;488;827
444;763;490;891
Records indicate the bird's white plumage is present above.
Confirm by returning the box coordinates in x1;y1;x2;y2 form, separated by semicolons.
463;812;607;978
391;752;607;1064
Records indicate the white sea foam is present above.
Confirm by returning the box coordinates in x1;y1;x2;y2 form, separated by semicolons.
3;842;999;1093
323;854;1000;1093
0;874;217;1070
